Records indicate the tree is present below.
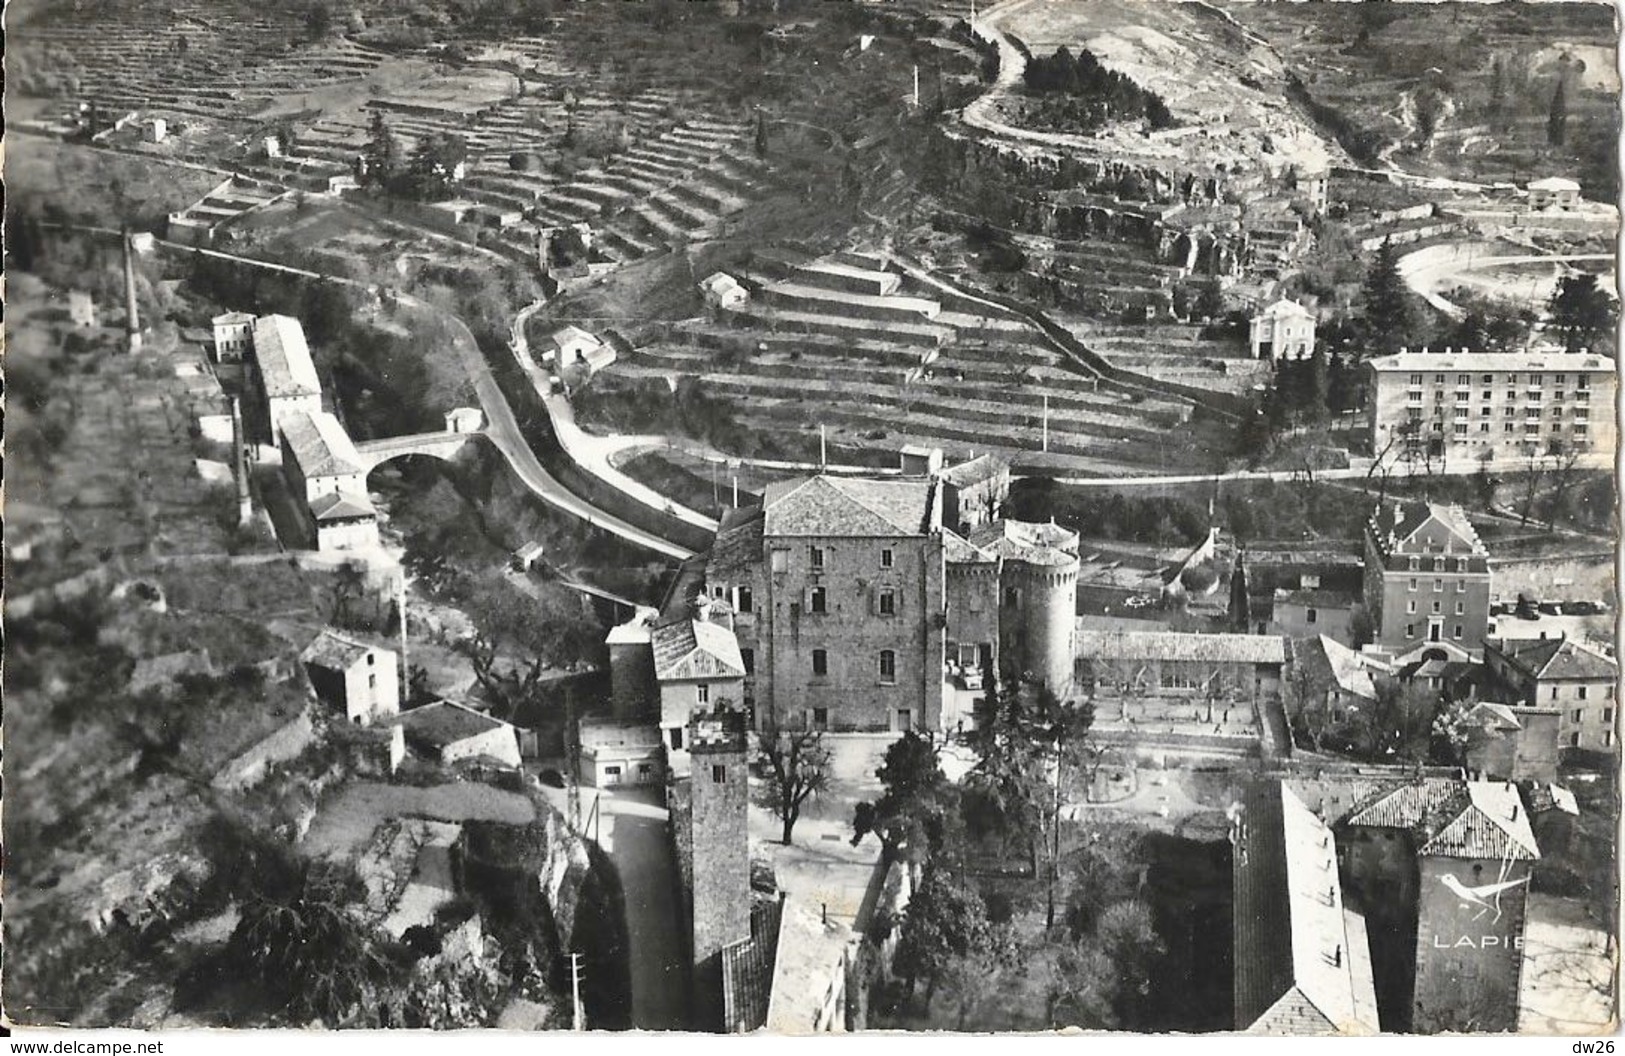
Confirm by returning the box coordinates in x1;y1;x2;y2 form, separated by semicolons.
305;1;334;42
1046;939;1118;1029
1284;649;1334;753
853;730;948;850
1547;78;1568;147
451;572;583;721
226;856;404;1025
1365;678;1440;763
755;715;832;844
362;112;404;191
1095;900;1163;1026
402;133;469;201
1547;273;1616;354
893;862;992;1008
1358;237;1414;356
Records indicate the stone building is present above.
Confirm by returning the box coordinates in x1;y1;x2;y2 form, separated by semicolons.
1248;298;1316;360
1483;636;1618;752
1365;348;1617;464
1361;502;1491;656
938;453;1011;533
395;699;522;768
577;720;664;788
668;708;752;1030
695;467;1079;735
1461;702;1561;783
300;628;400;725
699;271;750;311
250;314;323;448
1267;769;1543;1033
279;410;379;552
1074;630;1286;702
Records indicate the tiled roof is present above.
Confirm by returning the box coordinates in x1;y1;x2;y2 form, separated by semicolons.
765;896;855;1034
651;617;745;681
253;314;321;399
1344;777;1539;861
549;325;600;350
1297;634;1382;700
1528;176;1581;192
1366;501;1485;558
212;311;255;325
1234;783;1379;1035
1466;701;1524;732
942;528;994;564
281;410;363;478
1077;630;1287;665
967;518;1079;566
396;699;512;748
708;507;764;579
301;628;380;669
763;475;936;538
1256;298;1314;321
309;491;376;521
700;271;743;294
939;453;1009;489
1490;637;1618;681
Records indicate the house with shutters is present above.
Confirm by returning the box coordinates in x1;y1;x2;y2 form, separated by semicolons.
1483;636;1618;752
1361;502;1492;656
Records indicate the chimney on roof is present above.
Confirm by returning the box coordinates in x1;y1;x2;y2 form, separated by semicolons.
1334;945;1342;968
1511;804;1519;822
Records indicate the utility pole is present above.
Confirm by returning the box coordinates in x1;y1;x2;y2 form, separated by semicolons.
913;64;920;109
1042;394;1050;452
397;571;410;706
569;952;585;1031
732;474;740;509
820;424;828;471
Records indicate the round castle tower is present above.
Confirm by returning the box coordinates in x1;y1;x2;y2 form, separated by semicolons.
974;520;1080;695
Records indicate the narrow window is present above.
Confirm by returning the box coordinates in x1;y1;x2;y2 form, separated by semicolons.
811;546;825;568
881;548;894;568
812;649;828;676
670;727;685;750
879;650;897;683
737;585;754;613
810;586;827;614
879;589;896;616
697;683;710;705
712;765;726;784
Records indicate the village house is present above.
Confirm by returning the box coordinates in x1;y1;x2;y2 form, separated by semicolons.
300;629;400;726
1365;347;1617;464
546;325;607;366
937;453;1011;533
1461;701;1561;783
577;720;665;788
699;271;750;311
68;290;98;328
1288;634;1385;734
211;311;255;362
652;605;748;774
279;410;379;552
1483;636;1618;752
1248;298;1315;360
395;699;522;768
1526;176;1581;210
1361;501;1492;656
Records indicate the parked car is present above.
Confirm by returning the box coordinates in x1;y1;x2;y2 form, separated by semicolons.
1538;601;1563;616
536;768;566;788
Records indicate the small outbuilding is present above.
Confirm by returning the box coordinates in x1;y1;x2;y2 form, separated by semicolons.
444;407;484;434
396;699;523;768
578;720;665;788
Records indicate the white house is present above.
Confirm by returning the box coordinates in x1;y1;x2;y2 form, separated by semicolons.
212;311;255;362
1527;177;1581;210
1249;298;1316;360
279;410;379;552
252;314;324;445
68;290;98;328
546;325;604;365
444;407;484;434
700;272;750;310
301;629;401;726
146;118;168;143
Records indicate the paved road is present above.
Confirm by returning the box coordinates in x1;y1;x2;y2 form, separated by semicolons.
97;227;697;561
564;786;689;1031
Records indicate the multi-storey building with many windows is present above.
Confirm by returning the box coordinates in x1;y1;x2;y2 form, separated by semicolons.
1366;347;1616;463
1484;636;1619;753
1362;501;1492;655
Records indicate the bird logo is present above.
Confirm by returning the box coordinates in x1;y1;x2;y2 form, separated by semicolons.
1439;872;1528;923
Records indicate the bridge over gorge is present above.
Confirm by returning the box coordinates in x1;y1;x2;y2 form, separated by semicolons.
354;430;484;473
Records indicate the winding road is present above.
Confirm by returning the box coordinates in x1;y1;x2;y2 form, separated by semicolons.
112;229;698;560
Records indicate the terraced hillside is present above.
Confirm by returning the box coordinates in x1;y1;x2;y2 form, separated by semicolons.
598;247;1229;475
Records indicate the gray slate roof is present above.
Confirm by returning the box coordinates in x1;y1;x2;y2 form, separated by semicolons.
763;475;935;538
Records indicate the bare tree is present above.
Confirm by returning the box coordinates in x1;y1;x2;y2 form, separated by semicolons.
1543;440;1586;529
755;714;832;844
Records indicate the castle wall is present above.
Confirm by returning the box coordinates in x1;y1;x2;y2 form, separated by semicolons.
1003;559;1079;694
